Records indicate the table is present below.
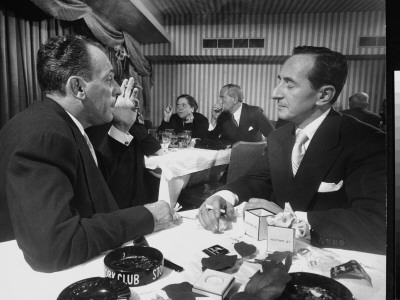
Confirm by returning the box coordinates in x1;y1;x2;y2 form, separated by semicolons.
145;148;231;208
0;207;386;300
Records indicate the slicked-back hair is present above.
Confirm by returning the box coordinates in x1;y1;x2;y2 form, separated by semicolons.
176;94;198;112
292;46;348;104
221;84;244;102
37;35;105;96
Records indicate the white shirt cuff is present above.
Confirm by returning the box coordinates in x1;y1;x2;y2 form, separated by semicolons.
108;126;133;146
214;190;239;206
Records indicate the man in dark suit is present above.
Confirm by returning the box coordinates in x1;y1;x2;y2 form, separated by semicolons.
198;46;386;254
208;84;274;144
341;92;383;129
0;35;173;272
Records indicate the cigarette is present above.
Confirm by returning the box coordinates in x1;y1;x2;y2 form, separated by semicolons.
205;204;225;214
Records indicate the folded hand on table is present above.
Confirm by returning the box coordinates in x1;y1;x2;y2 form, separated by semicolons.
144;200;175;232
198;195;236;233
244;198;283;215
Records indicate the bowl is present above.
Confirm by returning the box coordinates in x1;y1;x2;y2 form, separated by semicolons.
104;246;164;287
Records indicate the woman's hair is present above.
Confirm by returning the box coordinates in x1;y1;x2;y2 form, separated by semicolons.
176;94;198;112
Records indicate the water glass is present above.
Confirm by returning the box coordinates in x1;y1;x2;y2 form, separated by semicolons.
182;130;192;148
161;131;171;151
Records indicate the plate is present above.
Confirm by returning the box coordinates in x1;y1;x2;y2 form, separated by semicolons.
281;272;354;300
57;277;131;300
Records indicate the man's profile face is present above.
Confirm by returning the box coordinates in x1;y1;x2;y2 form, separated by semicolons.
272;54;320;128
82;45;121;126
219;88;237;113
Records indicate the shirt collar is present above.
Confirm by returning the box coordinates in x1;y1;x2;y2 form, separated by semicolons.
65;110;85;136
296;108;331;141
232;103;242;123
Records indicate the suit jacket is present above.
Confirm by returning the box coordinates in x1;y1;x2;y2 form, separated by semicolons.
223;109;386;254
158;112;209;138
341;108;382;129
86;122;161;208
0;98;154;272
208;103;274;144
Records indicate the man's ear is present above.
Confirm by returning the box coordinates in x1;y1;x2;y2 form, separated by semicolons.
316;85;336;106
67;77;87;100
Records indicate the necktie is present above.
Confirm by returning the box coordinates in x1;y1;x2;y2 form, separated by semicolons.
291;130;308;176
83;132;98;166
231;114;239;127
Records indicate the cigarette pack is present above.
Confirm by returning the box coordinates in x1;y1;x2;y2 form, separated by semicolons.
192;269;235;299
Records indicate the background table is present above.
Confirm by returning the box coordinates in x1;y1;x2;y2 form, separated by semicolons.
145;148;231;207
0;208;386;300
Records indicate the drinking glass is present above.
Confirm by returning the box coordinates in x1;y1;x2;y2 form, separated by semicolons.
178;132;187;148
170;133;178;149
161;131;171;151
182;130;192;148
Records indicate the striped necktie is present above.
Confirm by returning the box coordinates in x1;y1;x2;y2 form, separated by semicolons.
291;130;308;176
83;132;98;166
231;114;239;127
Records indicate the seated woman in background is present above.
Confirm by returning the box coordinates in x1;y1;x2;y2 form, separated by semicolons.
158;94;209;138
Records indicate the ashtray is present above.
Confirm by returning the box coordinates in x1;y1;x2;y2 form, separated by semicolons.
104;246;164;287
57;277;131;300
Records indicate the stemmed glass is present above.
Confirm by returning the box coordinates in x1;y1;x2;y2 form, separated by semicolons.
161;131;172;152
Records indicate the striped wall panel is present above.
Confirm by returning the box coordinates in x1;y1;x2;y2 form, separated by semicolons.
148;59;386;126
142;11;385;56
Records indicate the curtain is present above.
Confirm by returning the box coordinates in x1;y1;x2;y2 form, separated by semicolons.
0;4;74;127
30;0;153;118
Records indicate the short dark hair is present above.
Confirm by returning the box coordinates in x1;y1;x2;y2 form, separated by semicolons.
292;46;348;104
37;35;104;96
221;84;243;102
176;94;198;112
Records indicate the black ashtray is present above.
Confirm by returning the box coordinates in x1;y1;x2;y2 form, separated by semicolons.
104;246;164;287
57;277;131;300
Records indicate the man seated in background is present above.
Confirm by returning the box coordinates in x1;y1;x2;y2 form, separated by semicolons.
198;46;386;254
208;84;274;144
341;92;383;129
0;35;174;272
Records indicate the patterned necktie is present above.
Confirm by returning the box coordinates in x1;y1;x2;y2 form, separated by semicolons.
83;132;98;166
291;130;308;176
231;114;239;127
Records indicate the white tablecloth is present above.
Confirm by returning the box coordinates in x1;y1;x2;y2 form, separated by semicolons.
0;209;386;300
145;148;231;207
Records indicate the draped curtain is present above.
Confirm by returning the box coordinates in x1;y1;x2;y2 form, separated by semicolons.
0;0;153;127
0;4;74;127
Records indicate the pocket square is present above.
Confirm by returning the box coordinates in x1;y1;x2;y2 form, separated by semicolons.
248;126;254;131
318;180;343;193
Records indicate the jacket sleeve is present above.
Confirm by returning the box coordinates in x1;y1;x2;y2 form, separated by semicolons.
129;124;161;156
254;107;274;138
6;131;154;272
308;131;386;254
193;114;210;139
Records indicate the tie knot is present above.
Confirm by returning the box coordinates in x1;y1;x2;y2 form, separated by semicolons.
295;130;308;144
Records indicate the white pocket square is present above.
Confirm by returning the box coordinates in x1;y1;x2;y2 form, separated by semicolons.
248;126;254;131
318;180;343;193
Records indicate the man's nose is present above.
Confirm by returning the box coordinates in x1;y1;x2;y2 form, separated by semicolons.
113;81;121;97
272;83;283;101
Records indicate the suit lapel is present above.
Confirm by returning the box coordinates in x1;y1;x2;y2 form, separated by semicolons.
291;110;344;210
269;122;296;206
45;98;117;212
